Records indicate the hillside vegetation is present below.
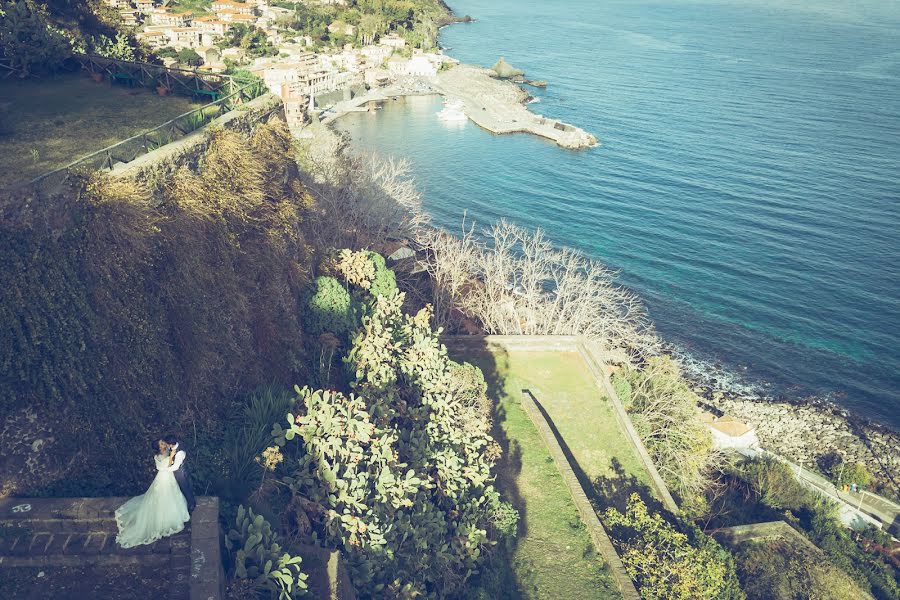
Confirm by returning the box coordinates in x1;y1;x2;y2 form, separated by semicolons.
1;120;315;495
0;0;148;76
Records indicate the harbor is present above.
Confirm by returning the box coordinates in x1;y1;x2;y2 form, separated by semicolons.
309;64;598;150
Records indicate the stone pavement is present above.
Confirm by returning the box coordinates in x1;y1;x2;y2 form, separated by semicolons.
0;496;222;599
836;489;900;536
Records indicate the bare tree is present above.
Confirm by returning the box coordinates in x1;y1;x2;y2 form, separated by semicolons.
297;130;427;251
421;219;659;358
620;356;728;515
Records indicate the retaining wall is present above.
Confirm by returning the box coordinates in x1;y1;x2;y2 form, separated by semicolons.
519;389;641;600
442;334;679;512
110;93;284;194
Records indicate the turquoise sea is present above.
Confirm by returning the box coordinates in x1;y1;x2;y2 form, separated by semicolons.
338;0;900;428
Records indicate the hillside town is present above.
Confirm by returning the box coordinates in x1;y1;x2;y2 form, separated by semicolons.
103;0;456;126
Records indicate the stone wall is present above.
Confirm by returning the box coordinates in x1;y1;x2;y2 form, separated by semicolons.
519;389;640;600
110;93;285;197
442;334;680;513
0;496;223;599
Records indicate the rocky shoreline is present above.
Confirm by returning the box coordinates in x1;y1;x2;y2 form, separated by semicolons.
695;382;900;499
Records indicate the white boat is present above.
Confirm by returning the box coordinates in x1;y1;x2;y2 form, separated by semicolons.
437;99;468;122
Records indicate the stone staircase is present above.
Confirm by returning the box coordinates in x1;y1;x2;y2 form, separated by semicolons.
0;497;221;599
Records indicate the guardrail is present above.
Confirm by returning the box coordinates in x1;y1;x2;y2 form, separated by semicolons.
74;54;257;98
1;57;268;196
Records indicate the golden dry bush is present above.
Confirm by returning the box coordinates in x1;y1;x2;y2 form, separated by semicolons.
168;128;267;222
0;117;318;496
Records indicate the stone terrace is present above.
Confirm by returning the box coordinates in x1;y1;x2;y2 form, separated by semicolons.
0;496;222;599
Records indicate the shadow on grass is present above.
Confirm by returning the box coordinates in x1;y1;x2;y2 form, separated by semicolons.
445;340;532;600
527;390;664;518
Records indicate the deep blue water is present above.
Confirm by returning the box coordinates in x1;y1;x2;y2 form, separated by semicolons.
338;0;900;428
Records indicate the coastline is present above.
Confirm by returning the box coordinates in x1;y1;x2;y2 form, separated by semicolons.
305;6;899;502
304;7;597;150
695;374;900;500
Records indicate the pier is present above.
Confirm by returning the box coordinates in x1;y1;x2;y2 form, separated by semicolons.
437;64;598;150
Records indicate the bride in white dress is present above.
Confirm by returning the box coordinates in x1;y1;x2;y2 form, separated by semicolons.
115;440;191;548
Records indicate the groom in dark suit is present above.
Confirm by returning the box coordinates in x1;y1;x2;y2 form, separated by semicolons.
163;434;197;514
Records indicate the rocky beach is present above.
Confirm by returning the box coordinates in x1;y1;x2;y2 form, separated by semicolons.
699;384;900;499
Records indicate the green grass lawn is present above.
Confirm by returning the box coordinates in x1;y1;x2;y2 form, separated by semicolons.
0;73;199;187
505;352;653;496
453;348;638;600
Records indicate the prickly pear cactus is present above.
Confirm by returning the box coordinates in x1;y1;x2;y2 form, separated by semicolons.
226;505;308;599
275;290;517;598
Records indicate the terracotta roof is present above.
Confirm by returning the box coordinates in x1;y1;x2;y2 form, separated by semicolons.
698;411;754;437
710;420;754;437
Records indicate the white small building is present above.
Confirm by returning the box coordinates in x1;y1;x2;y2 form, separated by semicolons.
221;47;248;62
406;54;437;77
699;412;760;451
227;13;258;26
153;10;193;27
364;67;391;87
139;30;168;49
193;16;229;36
212;0;254;15
119;10;140;26
134;0;155;14
165;26;202;49
359;44;392;66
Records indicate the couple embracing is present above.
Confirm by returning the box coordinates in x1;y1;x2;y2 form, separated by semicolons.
114;435;197;549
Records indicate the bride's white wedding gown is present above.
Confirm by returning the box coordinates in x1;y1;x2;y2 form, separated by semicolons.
115;453;191;548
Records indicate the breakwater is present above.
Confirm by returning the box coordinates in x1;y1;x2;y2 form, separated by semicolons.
436;64;597;149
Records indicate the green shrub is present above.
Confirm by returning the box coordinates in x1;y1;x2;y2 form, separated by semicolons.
91;32;135;61
226;505;308;599
1;121;312;497
202;386;294;500
731;457;817;511
805;503;900;600
272;293;513;598
836;462;873;488
366;251;396;299
334;249;397;300
730;457;900;599
603;493;744;600
611;371;633;410
0;0;71;76
736;539;866;600
617;356;717;514
448;360;494;437
304;276;359;339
